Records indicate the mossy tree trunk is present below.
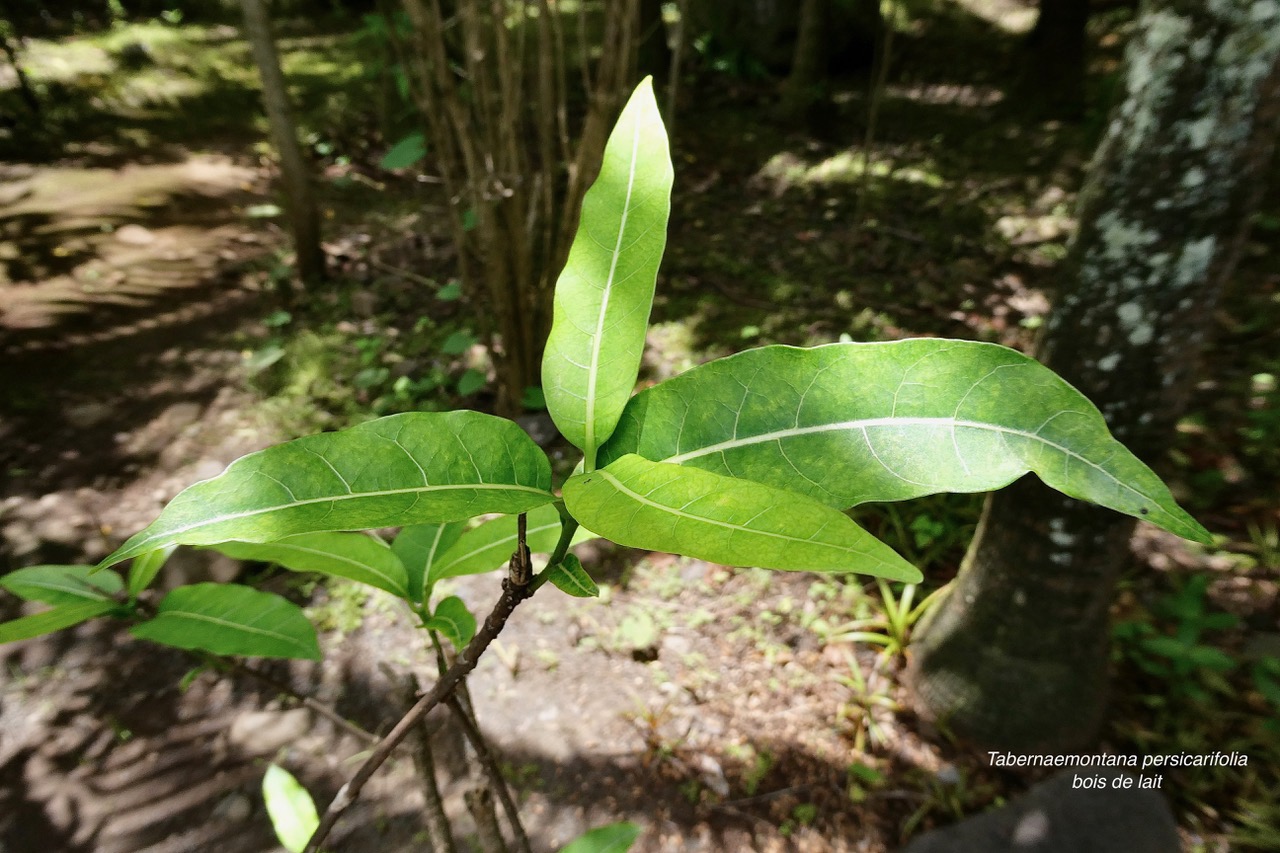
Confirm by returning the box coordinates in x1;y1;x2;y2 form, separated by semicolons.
909;0;1280;751
240;0;326;294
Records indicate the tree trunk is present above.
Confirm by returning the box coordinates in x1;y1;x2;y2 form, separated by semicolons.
240;0;325;293
0;21;40;118
909;0;1280;751
781;0;827;120
638;0;671;86
1018;0;1089;119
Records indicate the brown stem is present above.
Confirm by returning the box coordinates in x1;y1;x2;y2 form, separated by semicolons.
445;695;532;853
393;667;459;853
466;786;508;853
304;577;534;852
427;628;531;853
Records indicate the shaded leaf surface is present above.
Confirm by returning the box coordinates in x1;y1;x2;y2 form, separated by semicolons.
545;554;598;598
209;533;410;600
131;583;320;660
425;595;476;648
542;78;674;462
0;601;115;644
394;521;466;602
1;565;123;606
564;455;920;581
127;546;175;596
601;341;1208;542
103;411;556;567
429;503;565;583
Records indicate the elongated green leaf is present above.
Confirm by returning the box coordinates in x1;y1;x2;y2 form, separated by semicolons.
429;503;566;583
1;565;123;606
127;546;175;596
393;521;466;603
564;455;920;581
600;340;1210;543
131;583;320;660
0;601;115;644
545;554;598;598
542;77;674;465
424;595;476;649
379;132;427;171
102;411;556;567
262;764;319;853
208;533;410;600
558;821;642;853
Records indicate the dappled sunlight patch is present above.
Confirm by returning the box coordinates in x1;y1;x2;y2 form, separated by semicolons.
754;150;947;196
885;82;1005;108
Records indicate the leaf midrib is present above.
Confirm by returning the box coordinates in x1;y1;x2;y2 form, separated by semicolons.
249;541;406;596
126;481;555;554
155;610;309;651
584;111;644;459
593;468;871;557
660;415;1154;505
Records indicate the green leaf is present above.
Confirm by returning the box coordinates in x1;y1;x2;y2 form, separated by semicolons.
600;340;1210;543
429;503;567;583
128;546;175;596
521;386;546;410
130;584;321;660
262;764;319;853
441;330;476;355
437;280;462;301
424;595;476;648
208;533;410;600
542;78;674;466
379;132;427;170
545;554;598;598
457;368;486;396
558;821;642;853
1;565;123;606
564;455;920;581
1185;645;1235;672
101;411;556;567
0;601;115;644
393;521;466;603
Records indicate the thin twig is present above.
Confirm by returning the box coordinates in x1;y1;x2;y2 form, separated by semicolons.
445;695;532;853
198;655;379;745
429;632;531;853
304;524;540;853
389;666;459;853
368;257;439;288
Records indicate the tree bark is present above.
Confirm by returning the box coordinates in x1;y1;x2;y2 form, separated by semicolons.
240;0;326;293
909;0;1280;751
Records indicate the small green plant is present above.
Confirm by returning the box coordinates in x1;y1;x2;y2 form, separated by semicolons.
0;80;1211;851
1113;574;1238;702
821;579;946;661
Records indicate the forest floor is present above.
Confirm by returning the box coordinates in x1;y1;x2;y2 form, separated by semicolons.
1;7;1278;853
